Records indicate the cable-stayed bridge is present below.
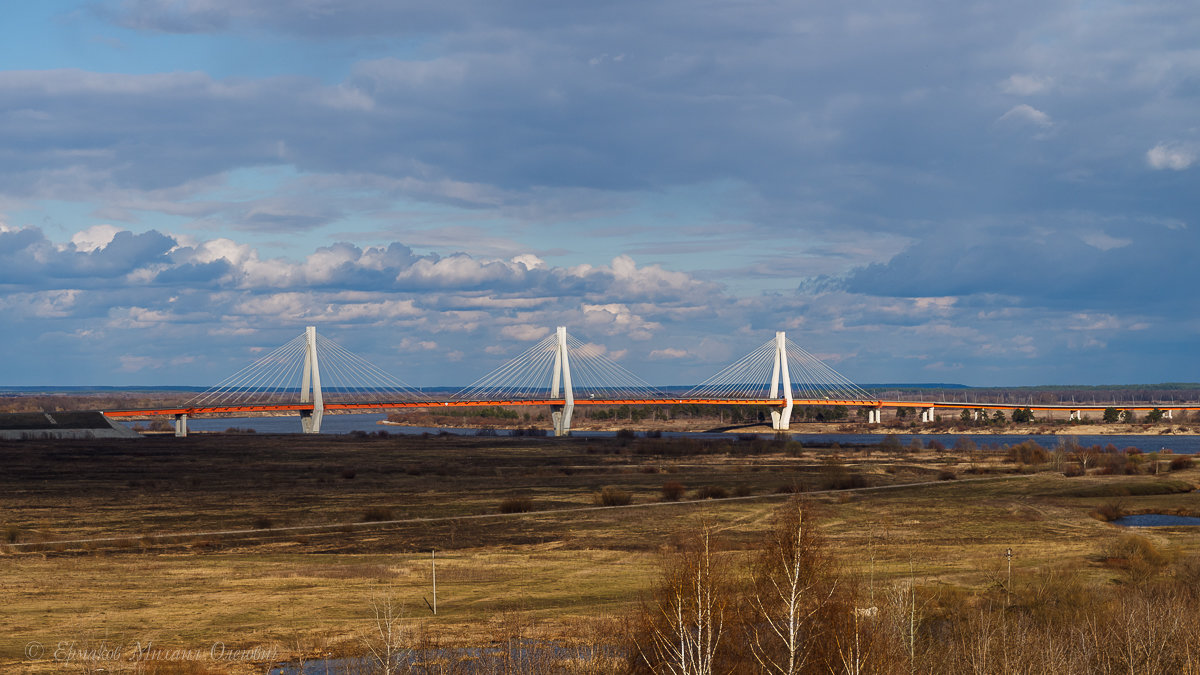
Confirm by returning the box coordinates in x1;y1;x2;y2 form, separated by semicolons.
100;326;1200;436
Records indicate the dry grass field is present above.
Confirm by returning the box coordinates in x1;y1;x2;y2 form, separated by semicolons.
1;433;1198;673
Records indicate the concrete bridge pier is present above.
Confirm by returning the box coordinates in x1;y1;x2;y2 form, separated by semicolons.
920;407;936;423
551;405;572;436
1069;410;1080;421
174;413;188;437
300;409;321;434
867;408;881;424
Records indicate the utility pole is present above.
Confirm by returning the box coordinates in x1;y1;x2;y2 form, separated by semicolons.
1005;547;1013;608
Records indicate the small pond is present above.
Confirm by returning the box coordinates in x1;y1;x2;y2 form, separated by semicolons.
1111;513;1200;527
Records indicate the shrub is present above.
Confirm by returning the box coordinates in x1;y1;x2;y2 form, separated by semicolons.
341;469;357;479
1097;449;1143;475
615;429;637;440
360;506;394;522
694;485;729;500
733;485;753;497
498;497;533;514
512;426;547;436
953;436;977;453
1091;500;1126;522
937;469;956;481
1169;455;1194;471
821;472;869;490
594;486;633;507
1104;533;1171;581
661;481;686;501
1006;441;1049;464
252;516;274;529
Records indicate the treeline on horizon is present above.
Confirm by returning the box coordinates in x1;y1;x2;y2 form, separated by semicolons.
866;384;1200;405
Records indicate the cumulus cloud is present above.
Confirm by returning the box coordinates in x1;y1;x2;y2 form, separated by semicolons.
1146;143;1195;170
70;224;122;252
0;224;743;382
580;302;661;340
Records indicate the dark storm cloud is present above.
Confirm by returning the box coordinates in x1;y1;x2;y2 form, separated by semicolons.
843;221;1200;312
4;0;1199;385
12;0;1200;232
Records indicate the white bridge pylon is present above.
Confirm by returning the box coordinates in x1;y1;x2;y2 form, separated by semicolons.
453;326;667;436
171;325;869;436
549;326;574;437
684;331;874;430
769;332;793;431
184;325;424;434
300;325;323;434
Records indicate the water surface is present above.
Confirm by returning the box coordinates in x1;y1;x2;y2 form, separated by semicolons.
146;415;1200;454
1111;514;1200;527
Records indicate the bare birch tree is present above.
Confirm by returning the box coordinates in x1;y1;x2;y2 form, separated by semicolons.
635;528;728;675
362;594;407;675
746;504;840;675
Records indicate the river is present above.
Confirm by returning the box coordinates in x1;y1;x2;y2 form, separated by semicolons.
149;415;1200;454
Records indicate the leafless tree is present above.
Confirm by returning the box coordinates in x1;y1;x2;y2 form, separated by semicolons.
1073;445;1100;473
745;504;840;675
362;594;407;675
634;528;728;675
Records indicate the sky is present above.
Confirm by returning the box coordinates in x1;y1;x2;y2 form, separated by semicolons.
1;0;1198;388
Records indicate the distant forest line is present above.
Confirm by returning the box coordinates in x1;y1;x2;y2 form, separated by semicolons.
864;384;1200;405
